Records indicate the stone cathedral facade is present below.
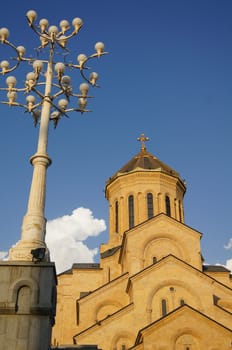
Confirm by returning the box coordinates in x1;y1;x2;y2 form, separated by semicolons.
52;137;232;350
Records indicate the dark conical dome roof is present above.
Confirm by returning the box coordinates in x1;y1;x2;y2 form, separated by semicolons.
106;134;185;187
106;147;183;188
117;147;179;177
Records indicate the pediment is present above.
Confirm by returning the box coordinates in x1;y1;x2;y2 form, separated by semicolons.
132;304;232;349
119;214;203;270
125;213;202;239
127;254;232;294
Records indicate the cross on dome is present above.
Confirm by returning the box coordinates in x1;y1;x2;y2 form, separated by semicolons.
137;133;150;151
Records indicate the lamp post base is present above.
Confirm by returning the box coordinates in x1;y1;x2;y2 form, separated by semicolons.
8;211;50;262
8;239;50;262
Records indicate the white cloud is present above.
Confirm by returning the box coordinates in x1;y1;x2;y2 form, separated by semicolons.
224;239;232;250
46;207;106;274
0;251;8;260
226;259;232;272
224;239;232;271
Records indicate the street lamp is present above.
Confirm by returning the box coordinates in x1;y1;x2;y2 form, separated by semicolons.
0;10;107;262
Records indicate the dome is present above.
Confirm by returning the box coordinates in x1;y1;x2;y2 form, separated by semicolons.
117;148;179;176
106;135;184;187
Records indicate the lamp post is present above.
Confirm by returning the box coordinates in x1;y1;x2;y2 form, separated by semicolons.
0;10;107;262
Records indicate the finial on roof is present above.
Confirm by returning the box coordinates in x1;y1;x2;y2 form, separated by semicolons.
137;133;150;151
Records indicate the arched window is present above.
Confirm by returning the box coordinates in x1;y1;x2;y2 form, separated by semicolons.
16;286;31;313
115;201;119;233
147;193;154;219
161;299;167;316
165;195;171;216
128;195;134;229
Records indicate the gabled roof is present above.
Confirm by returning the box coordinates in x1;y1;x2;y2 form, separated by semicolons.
58;263;101;276
126;254;232;293
74;303;134;340
51;346;100;349
77;272;129;302
203;265;230;272
118;212;203;264
132;304;232;348
101;245;121;259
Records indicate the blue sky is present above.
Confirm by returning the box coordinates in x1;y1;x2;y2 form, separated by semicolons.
0;0;232;271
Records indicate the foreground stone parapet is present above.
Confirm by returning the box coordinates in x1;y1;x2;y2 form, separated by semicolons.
0;261;56;350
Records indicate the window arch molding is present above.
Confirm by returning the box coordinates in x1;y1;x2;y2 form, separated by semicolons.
142;235;184;268
94;299;123;323
8;278;39;306
173;330;200;350
15;285;31;313
146;279;203;321
110;330;134;350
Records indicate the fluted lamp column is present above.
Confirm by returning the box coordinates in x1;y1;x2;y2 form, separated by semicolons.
10;58;53;261
0;10;107;262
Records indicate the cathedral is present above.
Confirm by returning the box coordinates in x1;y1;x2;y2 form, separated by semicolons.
51;134;232;350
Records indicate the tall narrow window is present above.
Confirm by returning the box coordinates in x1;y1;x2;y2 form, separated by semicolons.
76;300;80;325
128;195;134;229
179;200;182;222
115;201;119;233
161;299;167;316
165;195;171;216
147;193;154;219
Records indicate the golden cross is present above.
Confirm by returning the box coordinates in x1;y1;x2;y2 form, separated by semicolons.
137;133;150;150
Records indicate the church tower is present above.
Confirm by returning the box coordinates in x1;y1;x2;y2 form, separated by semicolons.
52;136;232;349
104;133;186;250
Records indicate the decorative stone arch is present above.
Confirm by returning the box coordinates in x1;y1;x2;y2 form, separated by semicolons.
146;280;203;323
110;330;134;350
172;328;200;350
142;234;185;268
157;192;162;213
8;277;39;306
126;190;135;198
174;198;178;220
164;191;171;197
145;189;155;195
136;191;143;224
94;299;123;322
118;195;125;234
